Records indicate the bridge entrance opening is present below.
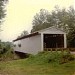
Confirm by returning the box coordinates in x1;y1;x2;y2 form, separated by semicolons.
44;34;64;48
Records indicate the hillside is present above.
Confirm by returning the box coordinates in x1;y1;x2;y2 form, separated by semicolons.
0;51;75;75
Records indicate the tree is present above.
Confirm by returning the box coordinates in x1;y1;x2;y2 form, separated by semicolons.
0;41;14;61
0;0;8;31
0;0;8;23
18;30;29;38
31;6;75;33
67;28;75;47
31;9;51;32
31;6;75;47
21;30;29;37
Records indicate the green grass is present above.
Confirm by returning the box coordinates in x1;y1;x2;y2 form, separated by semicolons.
0;51;75;75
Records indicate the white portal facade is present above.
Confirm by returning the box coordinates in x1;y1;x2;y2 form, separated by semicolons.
13;26;67;54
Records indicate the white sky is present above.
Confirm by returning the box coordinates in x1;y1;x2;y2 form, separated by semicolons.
0;0;74;42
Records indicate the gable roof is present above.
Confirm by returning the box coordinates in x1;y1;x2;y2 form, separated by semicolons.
38;26;66;33
13;26;66;42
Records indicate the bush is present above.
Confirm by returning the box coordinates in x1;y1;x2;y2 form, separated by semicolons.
60;51;75;64
28;51;75;64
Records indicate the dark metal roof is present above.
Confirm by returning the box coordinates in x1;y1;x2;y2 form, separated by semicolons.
13;32;39;42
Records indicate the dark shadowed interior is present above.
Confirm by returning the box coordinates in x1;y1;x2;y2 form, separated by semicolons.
44;34;64;48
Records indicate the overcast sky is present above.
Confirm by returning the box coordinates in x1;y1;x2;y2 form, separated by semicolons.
0;0;74;42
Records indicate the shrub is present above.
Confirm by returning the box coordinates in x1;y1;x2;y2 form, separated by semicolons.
60;51;75;64
28;51;75;64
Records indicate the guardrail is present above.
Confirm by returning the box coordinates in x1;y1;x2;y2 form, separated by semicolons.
44;48;75;52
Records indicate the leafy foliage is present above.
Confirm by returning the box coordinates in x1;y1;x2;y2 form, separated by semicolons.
0;58;75;75
31;6;75;47
67;28;75;47
17;30;29;38
31;9;51;32
28;51;75;64
0;51;74;75
0;41;14;61
0;0;8;24
31;6;75;33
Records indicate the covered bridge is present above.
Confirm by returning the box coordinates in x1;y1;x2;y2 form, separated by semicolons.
13;26;67;54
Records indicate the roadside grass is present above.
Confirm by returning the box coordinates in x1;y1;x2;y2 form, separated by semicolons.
0;51;75;75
